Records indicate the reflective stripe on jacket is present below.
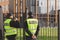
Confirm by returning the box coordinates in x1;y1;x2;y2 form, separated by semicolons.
4;19;17;36
25;18;38;36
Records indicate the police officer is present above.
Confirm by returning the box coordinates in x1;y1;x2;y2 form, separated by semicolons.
24;11;40;40
4;13;17;40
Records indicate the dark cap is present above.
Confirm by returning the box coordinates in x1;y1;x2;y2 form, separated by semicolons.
7;13;11;16
28;11;32;16
6;13;11;18
28;11;33;18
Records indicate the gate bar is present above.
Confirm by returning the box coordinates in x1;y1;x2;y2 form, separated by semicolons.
58;10;60;40
22;0;26;40
36;0;38;19
47;0;50;27
55;0;58;24
14;0;16;17
18;0;20;21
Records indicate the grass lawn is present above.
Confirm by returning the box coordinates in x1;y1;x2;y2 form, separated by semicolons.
5;27;58;40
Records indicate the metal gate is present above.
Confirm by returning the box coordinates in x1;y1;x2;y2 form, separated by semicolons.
13;0;58;40
4;0;58;40
24;0;58;40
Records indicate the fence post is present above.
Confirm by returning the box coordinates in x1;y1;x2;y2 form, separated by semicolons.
22;0;26;40
58;10;60;40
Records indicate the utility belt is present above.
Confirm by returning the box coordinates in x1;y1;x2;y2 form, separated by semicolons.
4;27;17;36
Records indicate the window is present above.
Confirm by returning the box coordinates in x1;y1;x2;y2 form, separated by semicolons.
2;5;9;13
0;0;2;2
2;6;5;13
2;0;4;2
6;0;8;1
5;5;9;12
37;1;39;6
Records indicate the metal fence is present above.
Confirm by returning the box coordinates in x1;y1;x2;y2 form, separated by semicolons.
4;0;59;40
15;0;58;40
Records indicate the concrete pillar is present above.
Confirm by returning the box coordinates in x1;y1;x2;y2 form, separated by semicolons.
0;6;3;39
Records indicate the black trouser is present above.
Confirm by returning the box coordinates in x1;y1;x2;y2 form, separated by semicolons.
6;34;16;40
25;36;32;40
0;38;2;40
0;30;2;40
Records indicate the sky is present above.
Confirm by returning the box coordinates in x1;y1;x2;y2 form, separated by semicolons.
39;0;60;13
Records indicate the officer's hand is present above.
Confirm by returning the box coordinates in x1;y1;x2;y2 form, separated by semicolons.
32;34;36;39
15;18;18;20
14;18;18;21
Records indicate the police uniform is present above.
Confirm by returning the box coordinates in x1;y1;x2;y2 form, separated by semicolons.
24;18;39;40
4;19;17;40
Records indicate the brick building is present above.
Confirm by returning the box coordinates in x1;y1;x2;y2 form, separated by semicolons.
0;0;9;13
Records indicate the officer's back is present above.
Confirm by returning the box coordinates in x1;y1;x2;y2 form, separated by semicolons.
24;11;39;40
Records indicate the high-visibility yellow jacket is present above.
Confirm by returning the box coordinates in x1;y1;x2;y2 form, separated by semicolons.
4;19;17;36
25;18;38;36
